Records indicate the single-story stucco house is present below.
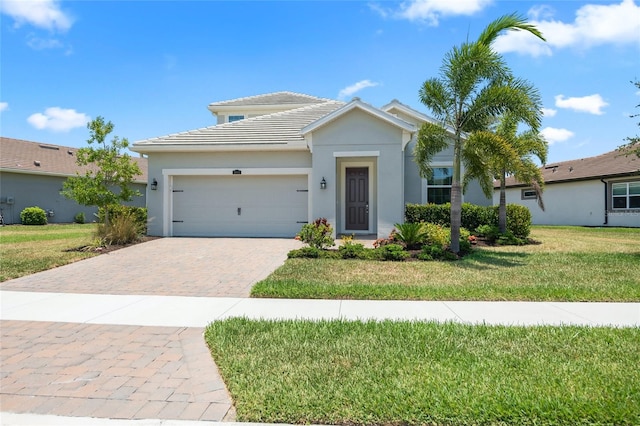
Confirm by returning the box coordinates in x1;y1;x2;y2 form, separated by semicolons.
493;149;639;227
132;91;491;238
0;137;148;224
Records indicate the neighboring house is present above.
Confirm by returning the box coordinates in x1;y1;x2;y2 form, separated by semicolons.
132;91;490;238
493;149;640;227
0;137;148;224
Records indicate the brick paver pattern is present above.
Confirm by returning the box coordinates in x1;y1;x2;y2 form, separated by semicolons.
0;320;235;421
0;237;301;421
1;238;301;297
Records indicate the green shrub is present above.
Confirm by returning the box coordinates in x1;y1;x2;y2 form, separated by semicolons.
376;244;409;261
394;222;427;250
418;244;457;261
503;204;532;239
296;218;335;250
338;241;367;259
405;203;450;226
496;230;527;246
20;206;47;225
99;205;147;234
475;224;501;243
96;210;140;245
461;203;492;232
288;247;320;258
423;223;449;249
406;203;532;239
73;212;86;224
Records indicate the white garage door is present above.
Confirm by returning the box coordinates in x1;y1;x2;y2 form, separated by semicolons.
171;175;308;237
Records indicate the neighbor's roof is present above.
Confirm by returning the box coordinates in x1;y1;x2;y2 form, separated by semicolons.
500;149;640;188
208;91;330;108
0;137;148;182
134;100;345;151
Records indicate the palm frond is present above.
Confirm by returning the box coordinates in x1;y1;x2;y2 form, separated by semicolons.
414;122;450;180
477;12;546;47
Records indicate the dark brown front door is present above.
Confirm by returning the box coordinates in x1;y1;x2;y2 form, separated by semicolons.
345;167;369;230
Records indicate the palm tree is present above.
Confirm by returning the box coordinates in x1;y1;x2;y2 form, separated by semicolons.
415;13;545;253
472;114;548;233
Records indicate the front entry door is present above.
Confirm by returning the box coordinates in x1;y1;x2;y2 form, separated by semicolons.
345;167;369;230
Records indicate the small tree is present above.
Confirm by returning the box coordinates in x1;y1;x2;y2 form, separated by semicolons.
619;79;640;157
415;13;545;253
62;116;142;227
470;113;548;233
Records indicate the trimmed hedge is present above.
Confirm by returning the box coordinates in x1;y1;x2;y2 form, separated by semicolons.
405;203;531;238
20;206;47;225
98;205;148;234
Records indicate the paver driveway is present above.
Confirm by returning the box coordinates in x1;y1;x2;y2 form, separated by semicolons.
1;237;300;422
1;237;302;297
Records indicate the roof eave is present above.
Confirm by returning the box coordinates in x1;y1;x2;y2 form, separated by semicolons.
0;167;147;184
131;142;310;154
498;171;640;189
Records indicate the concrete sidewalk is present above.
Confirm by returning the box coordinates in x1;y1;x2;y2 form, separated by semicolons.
1;412;325;426
2;290;639;327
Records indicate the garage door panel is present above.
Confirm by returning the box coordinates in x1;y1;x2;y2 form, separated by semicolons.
172;175;308;237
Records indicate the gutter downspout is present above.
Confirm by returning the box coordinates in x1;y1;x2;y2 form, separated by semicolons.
600;178;608;225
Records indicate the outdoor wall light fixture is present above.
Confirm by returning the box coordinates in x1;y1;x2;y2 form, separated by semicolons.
151;178;158;190
320;177;327;190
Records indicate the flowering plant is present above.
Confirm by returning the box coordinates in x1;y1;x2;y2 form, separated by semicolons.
296;218;335;250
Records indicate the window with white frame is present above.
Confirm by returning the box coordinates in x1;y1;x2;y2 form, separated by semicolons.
612;182;640;209
228;115;245;123
427;167;452;204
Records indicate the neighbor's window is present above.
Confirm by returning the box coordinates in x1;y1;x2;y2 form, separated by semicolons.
427;167;452;204
612;182;640;209
521;189;537;200
228;115;245;123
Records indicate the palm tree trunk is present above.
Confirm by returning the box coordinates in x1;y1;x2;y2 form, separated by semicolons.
499;169;507;233
450;138;462;254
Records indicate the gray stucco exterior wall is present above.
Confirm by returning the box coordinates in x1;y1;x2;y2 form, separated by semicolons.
309;108;406;237
0;171;146;224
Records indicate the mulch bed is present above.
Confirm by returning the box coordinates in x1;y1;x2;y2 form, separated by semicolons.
66;236;161;254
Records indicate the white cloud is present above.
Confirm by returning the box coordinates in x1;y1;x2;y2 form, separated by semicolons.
368;3;389;19
541;127;574;145
541;108;557;118
555;94;608;115
0;102;8;113
0;0;73;32
374;0;492;25
493;0;640;57
26;34;63;50
27;107;89;132
338;80;380;100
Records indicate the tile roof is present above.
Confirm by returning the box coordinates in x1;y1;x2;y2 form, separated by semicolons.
208;91;331;108
500;149;640;188
0;137;148;182
134;100;345;148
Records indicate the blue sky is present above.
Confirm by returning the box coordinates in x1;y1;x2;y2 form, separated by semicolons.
1;0;639;164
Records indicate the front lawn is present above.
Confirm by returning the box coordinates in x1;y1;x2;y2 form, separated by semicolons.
205;318;640;426
251;226;640;302
0;224;98;282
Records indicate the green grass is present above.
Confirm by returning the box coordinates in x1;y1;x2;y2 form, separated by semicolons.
206;318;640;426
0;224;98;282
251;226;640;302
